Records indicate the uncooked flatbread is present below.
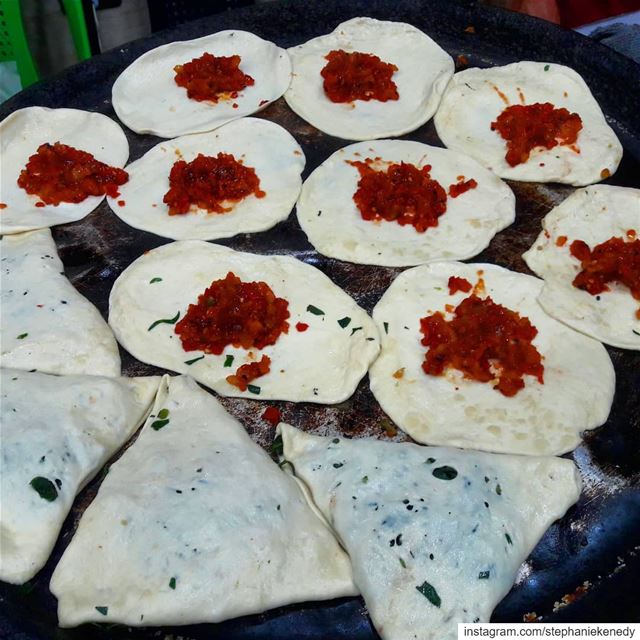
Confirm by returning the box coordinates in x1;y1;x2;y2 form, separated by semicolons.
112;31;291;138
523;185;640;350
279;424;581;640
0;107;129;234
434;62;622;185
370;261;615;455
1;229;121;376
51;375;357;627
0;369;159;585
285;17;454;140
296;139;515;266
107;118;305;240
108;241;379;402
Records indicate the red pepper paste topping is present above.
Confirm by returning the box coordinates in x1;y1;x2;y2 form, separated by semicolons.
261;405;281;426
321;49;399;103
17;142;128;206
420;294;544;397
0;203;7;209
295;322;309;332
490;102;583;167
448;177;478;198
556;235;568;247
175;271;289;355
226;355;271;391
348;159;447;233
448;276;473;295
627;229;637;240
174;53;254;102
569;237;640;306
163;152;265;216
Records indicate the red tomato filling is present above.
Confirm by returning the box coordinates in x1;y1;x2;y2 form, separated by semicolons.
448;177;478;198
570;237;640;315
490;102;583;167
226;355;271;391
163;152;265;216
175;272;290;355
321;49;399;103
17;142;128;205
348;159;447;233
173;53;254;102
420;294;544;397
261;405;281;426
447;276;473;295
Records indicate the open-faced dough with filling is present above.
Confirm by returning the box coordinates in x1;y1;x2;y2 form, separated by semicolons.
434;62;622;185
108;241;379;402
108;118;305;241
285;17;454;140
51;375;357;627
0;369;159;585
523;185;640;350
1;229;121;376
0;107;129;234
297;139;515;266
112;31;291;138
370;261;615;455
279;424;581;640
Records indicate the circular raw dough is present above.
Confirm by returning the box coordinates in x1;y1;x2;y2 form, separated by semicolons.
107;118;305;241
109;241;380;403
370;261;615;456
434;62;622;185
112;30;291;138
284;17;454;140
0;107;129;235
523;185;640;350
296;139;515;266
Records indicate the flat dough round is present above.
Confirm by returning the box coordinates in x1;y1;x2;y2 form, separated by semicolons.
523;185;640;350
0;107;129;234
370;261;615;456
284;17;454;140
296;139;515;266
434;62;622;185
112;31;291;138
109;241;380;403
108;118;305;240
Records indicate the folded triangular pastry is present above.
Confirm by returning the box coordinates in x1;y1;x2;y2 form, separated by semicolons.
279;424;582;640
51;375;356;627
1;229;120;376
0;369;159;584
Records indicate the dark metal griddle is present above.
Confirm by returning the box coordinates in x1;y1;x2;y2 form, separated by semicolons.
0;1;639;638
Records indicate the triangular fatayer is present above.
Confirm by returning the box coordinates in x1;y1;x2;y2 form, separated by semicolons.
279;424;582;640
0;369;159;584
1;229;121;376
51;375;356;627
